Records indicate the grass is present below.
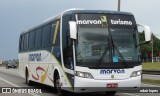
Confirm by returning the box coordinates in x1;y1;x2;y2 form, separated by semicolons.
142;62;160;71
142;79;160;85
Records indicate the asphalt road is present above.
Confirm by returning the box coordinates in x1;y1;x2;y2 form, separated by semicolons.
0;67;159;96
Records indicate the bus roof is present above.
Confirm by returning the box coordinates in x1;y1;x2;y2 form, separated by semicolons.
71;9;133;15
20;9;133;35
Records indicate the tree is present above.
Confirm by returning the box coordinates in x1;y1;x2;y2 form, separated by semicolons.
139;32;160;58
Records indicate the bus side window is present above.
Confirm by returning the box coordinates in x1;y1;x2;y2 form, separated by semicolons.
20;35;24;51
35;28;43;48
42;24;51;47
50;21;56;45
50;20;60;46
24;33;29;50
29;31;36;49
62;15;74;70
19;36;22;51
22;35;25;50
55;20;60;46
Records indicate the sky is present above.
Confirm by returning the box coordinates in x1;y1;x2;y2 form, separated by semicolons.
0;0;159;60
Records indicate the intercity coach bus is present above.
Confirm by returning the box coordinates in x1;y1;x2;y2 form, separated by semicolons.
19;9;151;95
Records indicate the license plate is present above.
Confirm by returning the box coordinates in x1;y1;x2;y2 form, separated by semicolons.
107;83;118;88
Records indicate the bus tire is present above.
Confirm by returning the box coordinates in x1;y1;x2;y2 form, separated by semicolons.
105;91;116;96
25;68;32;86
54;73;63;96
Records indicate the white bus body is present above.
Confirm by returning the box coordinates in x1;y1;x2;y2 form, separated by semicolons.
19;9;151;94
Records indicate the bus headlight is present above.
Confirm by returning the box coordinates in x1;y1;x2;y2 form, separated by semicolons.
130;70;142;77
75;71;94;79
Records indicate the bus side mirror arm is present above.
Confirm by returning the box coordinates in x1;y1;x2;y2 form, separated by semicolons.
69;21;77;40
136;41;150;47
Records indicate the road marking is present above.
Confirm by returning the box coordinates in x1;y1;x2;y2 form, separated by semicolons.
0;77;41;96
121;93;140;96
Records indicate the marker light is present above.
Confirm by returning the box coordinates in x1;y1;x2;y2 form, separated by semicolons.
130;70;142;77
75;71;94;79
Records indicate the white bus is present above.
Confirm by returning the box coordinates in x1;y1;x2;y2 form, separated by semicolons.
19;9;151;95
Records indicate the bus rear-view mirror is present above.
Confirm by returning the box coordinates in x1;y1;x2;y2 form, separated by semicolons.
137;23;151;42
69;21;77;39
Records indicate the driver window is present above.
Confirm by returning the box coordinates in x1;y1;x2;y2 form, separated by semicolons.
62;14;74;70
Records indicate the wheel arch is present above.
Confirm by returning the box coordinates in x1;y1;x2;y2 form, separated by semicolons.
53;67;63;84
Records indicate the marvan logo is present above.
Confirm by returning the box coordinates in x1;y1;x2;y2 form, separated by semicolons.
100;16;108;27
77;16;107;27
29;53;42;61
77;20;102;25
100;69;125;74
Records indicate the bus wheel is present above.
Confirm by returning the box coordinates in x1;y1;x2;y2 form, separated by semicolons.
54;74;63;96
25;69;32;86
105;91;116;96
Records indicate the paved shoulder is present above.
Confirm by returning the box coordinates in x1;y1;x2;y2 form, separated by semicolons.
0;79;33;96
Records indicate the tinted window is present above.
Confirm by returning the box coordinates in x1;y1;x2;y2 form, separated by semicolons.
62;15;73;69
42;24;51;47
20;35;24;50
55;20;60;45
24;34;28;50
62;15;72;48
19;36;22;51
29;31;35;49
50;20;60;45
35;28;42;48
50;22;56;45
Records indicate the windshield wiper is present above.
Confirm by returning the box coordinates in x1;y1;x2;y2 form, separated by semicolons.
96;37;111;67
110;35;130;68
97;46;109;66
95;35;130;68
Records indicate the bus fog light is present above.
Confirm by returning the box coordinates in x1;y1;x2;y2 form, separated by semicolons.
130;70;141;77
75;71;94;79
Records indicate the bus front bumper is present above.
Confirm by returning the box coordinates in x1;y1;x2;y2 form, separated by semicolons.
74;76;141;93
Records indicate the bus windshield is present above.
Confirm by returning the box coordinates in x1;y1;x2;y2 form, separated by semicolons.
75;14;140;67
